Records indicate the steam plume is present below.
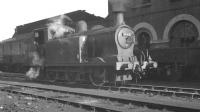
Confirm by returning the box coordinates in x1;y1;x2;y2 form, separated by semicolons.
48;15;75;39
26;52;43;79
26;67;40;79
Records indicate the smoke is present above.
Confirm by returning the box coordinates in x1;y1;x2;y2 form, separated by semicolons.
26;52;44;80
26;67;40;79
48;15;75;39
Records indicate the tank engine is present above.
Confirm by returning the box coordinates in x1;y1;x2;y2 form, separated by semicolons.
0;2;157;85
38;11;151;85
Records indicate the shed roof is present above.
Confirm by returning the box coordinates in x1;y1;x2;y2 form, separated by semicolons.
14;10;106;35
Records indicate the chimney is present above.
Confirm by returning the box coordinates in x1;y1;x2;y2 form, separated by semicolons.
109;0;126;26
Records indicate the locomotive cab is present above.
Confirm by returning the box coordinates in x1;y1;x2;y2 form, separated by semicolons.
33;28;48;45
33;28;48;63
25;28;48;79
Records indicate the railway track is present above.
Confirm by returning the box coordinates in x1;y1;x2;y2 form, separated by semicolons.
97;83;200;100
1;72;200;111
0;82;155;112
0;80;199;112
1;72;200;100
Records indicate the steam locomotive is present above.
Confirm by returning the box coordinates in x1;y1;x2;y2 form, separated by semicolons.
0;9;157;85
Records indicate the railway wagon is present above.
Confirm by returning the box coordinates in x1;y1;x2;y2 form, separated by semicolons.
0;32;38;72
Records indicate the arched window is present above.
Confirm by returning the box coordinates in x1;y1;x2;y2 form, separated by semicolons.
135;29;152;61
169;20;198;47
136;29;151;50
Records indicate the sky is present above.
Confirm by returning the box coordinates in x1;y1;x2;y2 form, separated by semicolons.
0;0;108;41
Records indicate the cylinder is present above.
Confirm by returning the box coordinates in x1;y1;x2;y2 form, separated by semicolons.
76;20;87;33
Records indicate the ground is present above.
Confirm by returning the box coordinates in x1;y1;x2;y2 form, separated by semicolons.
0;91;87;112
